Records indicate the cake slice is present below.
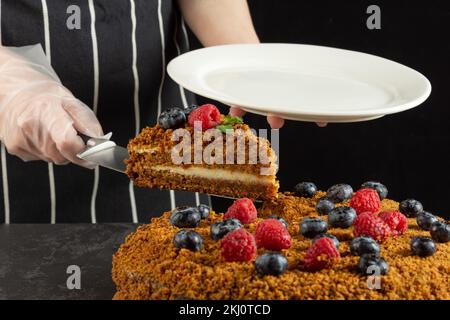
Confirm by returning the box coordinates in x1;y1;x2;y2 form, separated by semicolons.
125;104;279;200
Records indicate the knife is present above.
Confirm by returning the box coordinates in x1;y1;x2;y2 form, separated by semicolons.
76;133;128;173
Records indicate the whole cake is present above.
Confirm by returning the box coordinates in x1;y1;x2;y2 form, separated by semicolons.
112;182;450;300
126;104;279;200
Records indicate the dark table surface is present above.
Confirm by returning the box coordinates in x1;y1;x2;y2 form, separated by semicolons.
0;223;138;300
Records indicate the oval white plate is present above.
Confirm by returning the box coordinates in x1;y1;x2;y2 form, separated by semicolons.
167;44;431;123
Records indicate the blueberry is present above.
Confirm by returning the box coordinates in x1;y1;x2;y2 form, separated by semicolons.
197;204;210;219
358;254;389;275
269;215;288;229
416;211;438;231
183;104;198;116
313;233;340;249
300;217;328;238
430;221;450;243
411;237;436;257
328;206;357;228
210;218;242;240
361;181;388;200
316;198;335;215
158;107;186;129
399;199;423;217
294;182;317;198
350;236;380;256
326;184;354;203
255;252;288;276
169;206;201;228
173;230;203;251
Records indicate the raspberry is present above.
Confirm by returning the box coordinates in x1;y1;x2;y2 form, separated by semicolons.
220;228;256;262
379;211;408;236
353;212;392;241
223;198;257;224
350;188;381;215
188;103;221;131
304;237;340;271
255;219;292;251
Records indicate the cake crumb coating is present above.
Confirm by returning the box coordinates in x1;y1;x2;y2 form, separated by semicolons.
112;192;450;300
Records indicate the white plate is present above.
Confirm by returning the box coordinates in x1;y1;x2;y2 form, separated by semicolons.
167;44;431;123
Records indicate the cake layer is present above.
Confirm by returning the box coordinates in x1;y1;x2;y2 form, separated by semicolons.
127;125;278;171
149;165;275;184
112;192;450;300
129;166;279;200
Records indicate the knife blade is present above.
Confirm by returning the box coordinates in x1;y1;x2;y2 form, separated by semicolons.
76;133;128;173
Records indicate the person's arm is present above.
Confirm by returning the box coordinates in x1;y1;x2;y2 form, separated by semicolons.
178;0;284;128
178;0;259;46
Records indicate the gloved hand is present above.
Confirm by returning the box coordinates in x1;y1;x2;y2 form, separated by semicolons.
0;45;103;168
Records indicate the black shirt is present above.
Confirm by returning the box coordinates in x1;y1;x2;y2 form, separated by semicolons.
0;0;209;223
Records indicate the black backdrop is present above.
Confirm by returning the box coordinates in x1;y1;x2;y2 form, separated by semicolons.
191;0;450;219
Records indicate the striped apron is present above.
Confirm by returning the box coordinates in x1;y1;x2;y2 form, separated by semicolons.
0;0;209;223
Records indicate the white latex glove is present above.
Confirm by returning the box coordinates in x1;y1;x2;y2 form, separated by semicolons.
0;44;103;168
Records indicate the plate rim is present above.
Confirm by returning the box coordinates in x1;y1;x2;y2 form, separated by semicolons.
167;43;432;118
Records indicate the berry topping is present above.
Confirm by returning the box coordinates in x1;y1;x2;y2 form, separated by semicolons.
328;206;357;228
378;211;408;236
411;237;436;257
316;198;335;215
399;199;423;217
269;215;289;229
304;237;340;271
255;252;288;276
360;181;388;200
197;204;210;219
210;218;242;240
430;221;450;243
173;230;203;251
220;228;257;262
169;206;201;228
223;198;257;224
416;211;439;231
313;233;340;249
300;217;328;238
326;184;354;203
294;182;317;198
358;254;389;275
187;103;221;131
255;219;292;251
158;107;186;129
350;188;381;215
350;236;380;256
183;104;198;116
353;212;392;242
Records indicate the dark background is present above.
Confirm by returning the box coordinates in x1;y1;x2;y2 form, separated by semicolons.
191;0;450;219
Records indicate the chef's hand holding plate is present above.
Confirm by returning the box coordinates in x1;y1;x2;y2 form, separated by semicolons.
229;106;327;129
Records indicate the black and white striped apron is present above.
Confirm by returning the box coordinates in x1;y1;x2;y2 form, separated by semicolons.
0;0;209;223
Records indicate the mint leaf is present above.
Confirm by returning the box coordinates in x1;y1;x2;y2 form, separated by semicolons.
216;124;234;133
221;115;243;125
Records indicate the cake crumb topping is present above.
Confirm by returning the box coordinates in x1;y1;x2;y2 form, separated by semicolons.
113;191;450;300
